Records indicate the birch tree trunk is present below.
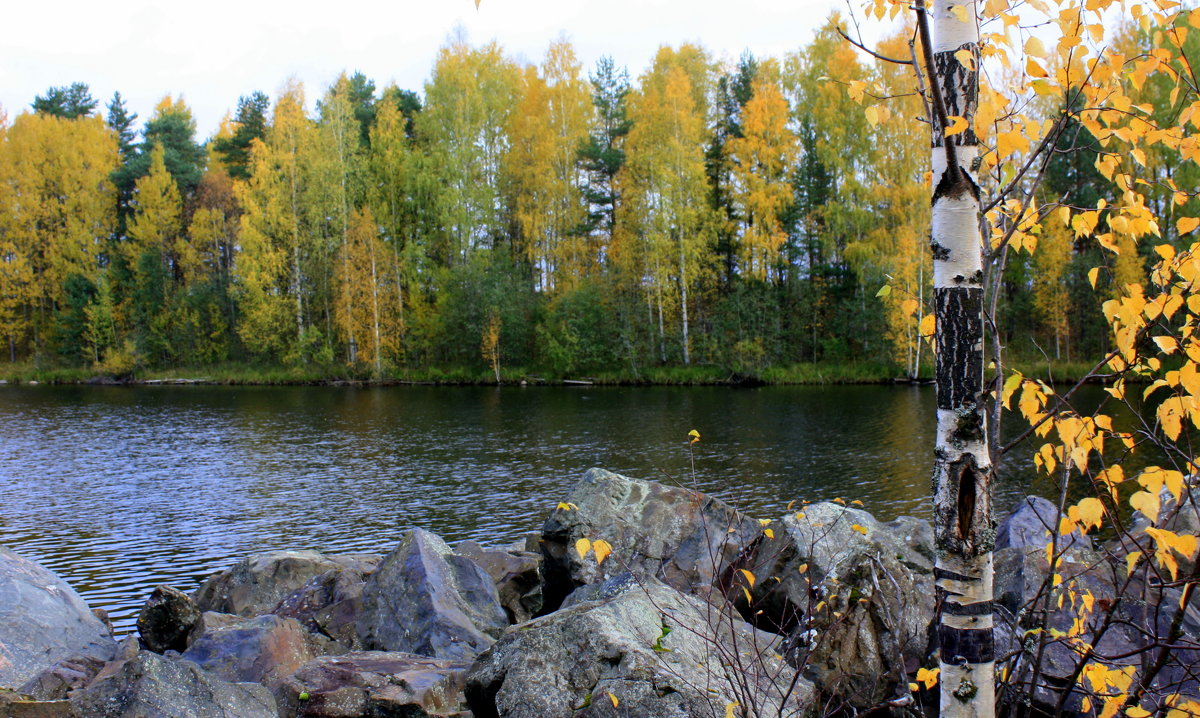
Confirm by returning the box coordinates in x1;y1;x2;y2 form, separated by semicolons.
919;1;995;716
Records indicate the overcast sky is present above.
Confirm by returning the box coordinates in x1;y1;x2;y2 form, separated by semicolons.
0;0;878;140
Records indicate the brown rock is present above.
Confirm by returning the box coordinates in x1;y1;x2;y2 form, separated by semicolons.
277;652;470;717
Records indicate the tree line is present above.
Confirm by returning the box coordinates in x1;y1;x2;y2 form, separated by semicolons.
0;18;1191;378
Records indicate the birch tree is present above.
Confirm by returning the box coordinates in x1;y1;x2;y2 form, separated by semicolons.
915;3;995;714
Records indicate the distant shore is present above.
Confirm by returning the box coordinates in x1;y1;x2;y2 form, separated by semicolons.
0;358;1109;387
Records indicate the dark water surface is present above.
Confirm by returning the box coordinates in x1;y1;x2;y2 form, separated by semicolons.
0;384;1049;633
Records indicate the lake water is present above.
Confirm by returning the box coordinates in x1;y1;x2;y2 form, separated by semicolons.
0;384;1054;633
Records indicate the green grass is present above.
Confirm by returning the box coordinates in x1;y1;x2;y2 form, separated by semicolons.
0;357;1119;387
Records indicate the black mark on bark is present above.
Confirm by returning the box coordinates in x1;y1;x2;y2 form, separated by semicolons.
935;287;983;410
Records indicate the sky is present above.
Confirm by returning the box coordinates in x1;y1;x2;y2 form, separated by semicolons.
1;0;864;141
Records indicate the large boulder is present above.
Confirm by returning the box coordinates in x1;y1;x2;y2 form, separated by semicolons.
742;502;934;708
994;544;1200;710
137;585;200;654
276;652;470;717
466;574;812;718
69;650;278;718
540;468;760;612
193;550;379;618
0;546;117;690
181;613;331;685
995;496;1092;553
357;529;507;661
456;540;543;624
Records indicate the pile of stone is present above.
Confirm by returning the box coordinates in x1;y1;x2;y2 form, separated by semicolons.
1;469;1193;717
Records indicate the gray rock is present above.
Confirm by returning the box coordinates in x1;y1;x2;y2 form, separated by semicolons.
995;496;1092;552
456;540;543;624
182;613;330;685
540;468;760;612
466;575;811;718
276;652;470;717
357;529;507;661
137;585;200;654
193;550;366;618
0;546;117;690
743;502;934;708
69;650;278;718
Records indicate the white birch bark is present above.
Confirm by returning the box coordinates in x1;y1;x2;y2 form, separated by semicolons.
924;1;995;716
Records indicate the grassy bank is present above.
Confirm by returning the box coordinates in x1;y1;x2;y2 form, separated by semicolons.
0;358;1112;387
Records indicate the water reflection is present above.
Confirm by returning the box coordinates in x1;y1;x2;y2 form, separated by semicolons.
0;384;1047;633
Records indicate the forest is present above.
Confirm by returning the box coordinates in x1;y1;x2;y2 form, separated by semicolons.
0;15;1193;381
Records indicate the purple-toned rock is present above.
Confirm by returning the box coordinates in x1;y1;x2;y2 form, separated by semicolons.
456;540;543;624
272;566;371;650
357;529;506;661
181;613;330;685
193;550;380;618
995;496;1092;552
276;652;470;717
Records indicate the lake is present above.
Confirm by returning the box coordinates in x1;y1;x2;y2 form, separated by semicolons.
0;383;1053;633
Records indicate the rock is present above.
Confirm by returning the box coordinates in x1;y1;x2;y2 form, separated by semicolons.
276;652;470;717
991;545;1200;710
0;546;117;690
357;529;507;661
18;653;107;701
466;575;811;718
0;692;76;718
69;650;278;718
995;496;1092;552
137;585;201;654
181;613;330;685
540;468;760;612
456;540;543;624
272;567;369;650
193;550;379;618
743;502;934;708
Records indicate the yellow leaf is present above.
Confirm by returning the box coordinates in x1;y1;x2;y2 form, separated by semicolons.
763;528;775;539
1127;706;1152;717
919;314;936;338
688;429;700;444
865;106;880;125
608;692;619;708
851;499;864;506
1027;57;1049;78
738;568;756;588
900;299;919;317
1130;491;1160;524
798;563;809;574
593;539;613;566
1069;497;1105;532
1127;550;1143;576
575;538;592;560
1154;336;1180;354
851;524;869;535
954;48;976;71
1082;697;1092;713
1180;217;1200;235
726;702;740;718
916;666;940;689
1025;36;1047;57
876;284;891;298
556;502;574;511
944;115;969;137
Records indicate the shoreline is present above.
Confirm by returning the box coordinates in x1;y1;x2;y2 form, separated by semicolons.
0;358;1108;388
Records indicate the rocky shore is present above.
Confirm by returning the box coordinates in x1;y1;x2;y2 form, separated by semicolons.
1;468;1195;717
